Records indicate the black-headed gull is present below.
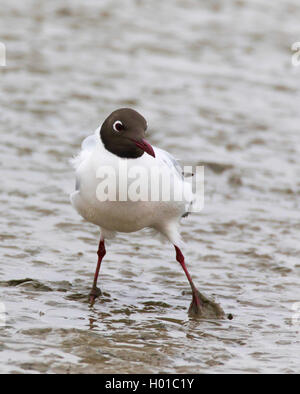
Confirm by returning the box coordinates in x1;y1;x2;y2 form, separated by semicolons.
71;108;224;317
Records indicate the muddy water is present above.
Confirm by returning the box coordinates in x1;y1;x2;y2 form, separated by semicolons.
1;0;300;373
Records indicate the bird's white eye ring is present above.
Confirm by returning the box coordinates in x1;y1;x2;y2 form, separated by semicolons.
113;120;124;132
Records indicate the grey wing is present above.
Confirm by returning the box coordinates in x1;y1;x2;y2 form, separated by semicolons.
154;147;194;217
72;132;98;191
81;133;98;152
154;147;184;180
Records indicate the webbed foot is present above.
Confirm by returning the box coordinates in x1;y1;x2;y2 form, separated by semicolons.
188;289;225;319
89;286;101;305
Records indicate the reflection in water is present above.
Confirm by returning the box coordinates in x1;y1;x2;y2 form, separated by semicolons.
0;0;300;373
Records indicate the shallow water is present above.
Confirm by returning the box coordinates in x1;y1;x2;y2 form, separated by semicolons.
1;0;300;373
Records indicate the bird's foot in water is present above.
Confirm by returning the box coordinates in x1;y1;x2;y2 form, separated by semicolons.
89;286;101;305
188;289;225;319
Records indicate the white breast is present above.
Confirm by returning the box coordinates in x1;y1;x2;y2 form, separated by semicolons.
70;129;193;242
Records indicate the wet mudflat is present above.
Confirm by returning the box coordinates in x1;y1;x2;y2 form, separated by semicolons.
0;0;300;373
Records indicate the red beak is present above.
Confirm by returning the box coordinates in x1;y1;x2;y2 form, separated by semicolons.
133;139;155;158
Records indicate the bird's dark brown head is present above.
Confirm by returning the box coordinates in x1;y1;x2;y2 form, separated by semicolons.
100;108;155;159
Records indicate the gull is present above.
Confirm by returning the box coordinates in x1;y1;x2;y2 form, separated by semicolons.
70;108;224;317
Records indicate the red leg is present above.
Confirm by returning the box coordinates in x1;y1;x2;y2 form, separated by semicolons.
89;238;106;305
174;245;202;315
